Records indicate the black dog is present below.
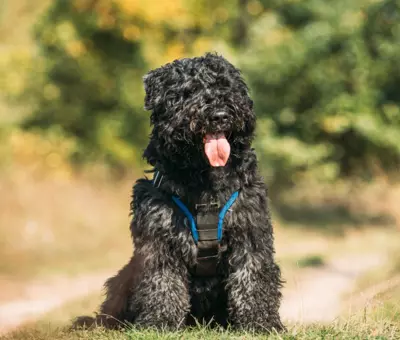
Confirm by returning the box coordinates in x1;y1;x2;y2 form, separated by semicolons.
74;53;284;332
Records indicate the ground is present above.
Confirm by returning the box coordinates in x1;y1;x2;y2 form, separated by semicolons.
1;173;399;339
1;226;399;338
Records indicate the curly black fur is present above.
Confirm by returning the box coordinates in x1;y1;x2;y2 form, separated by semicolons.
74;53;284;333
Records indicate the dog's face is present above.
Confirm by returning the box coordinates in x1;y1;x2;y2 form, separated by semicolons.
143;53;256;171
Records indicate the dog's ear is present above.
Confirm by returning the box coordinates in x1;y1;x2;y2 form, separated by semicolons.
143;67;168;111
143;70;156;111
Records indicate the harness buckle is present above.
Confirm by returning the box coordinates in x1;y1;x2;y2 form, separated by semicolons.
195;201;220;210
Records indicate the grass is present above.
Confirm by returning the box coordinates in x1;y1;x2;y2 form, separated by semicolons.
4;317;400;340
342;239;400;322
32;292;104;328
295;255;325;268
5;287;400;339
374;285;400;322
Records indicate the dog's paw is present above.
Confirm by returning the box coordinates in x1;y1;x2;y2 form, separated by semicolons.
71;314;126;330
71;315;97;330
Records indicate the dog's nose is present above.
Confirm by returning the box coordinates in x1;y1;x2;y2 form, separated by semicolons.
211;111;228;125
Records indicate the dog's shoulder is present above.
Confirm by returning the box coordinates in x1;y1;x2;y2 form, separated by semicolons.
239;175;270;208
130;178;172;213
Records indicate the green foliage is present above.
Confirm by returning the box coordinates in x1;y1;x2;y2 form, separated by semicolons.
23;1;149;168
9;0;400;181
241;0;400;182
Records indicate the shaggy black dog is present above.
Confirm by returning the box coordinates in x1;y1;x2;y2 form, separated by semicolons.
74;53;284;332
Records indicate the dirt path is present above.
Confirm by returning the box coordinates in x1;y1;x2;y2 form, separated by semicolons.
0;272;111;334
0;253;386;334
280;253;385;323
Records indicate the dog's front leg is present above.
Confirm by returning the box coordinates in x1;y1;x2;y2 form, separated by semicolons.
127;244;191;330
122;183;193;330
225;206;285;333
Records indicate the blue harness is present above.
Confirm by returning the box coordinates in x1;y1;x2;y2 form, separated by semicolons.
152;170;239;276
171;192;239;244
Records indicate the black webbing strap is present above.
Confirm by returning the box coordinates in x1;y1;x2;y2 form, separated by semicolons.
193;202;220;277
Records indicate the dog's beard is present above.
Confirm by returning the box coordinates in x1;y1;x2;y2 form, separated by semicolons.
203;133;231;167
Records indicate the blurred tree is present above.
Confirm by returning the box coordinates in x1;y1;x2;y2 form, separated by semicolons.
22;0;243;170
19;0;400;182
239;0;400;183
23;0;149;169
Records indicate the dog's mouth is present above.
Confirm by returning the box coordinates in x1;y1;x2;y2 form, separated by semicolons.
203;133;231;167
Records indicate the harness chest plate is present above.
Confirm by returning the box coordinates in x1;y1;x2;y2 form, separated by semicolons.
172;192;238;277
152;171;238;277
193;203;221;277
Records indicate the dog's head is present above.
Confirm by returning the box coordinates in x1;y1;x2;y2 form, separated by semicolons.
143;53;255;172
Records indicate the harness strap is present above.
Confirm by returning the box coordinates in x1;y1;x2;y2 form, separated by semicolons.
151;170;239;277
172;192;238;244
218;191;239;241
171;196;199;243
194;204;220;276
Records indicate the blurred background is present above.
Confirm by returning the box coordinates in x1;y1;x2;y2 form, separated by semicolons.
1;0;400;335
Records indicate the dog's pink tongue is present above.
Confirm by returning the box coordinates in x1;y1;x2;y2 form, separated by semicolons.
204;133;230;167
